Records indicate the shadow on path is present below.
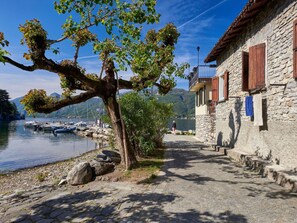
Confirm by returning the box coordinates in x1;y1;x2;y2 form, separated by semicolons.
13;189;248;222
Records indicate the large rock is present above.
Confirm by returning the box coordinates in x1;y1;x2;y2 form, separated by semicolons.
90;159;115;176
102;150;121;164
66;162;94;185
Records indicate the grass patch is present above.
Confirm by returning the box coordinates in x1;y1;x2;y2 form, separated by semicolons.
36;172;48;182
121;148;165;184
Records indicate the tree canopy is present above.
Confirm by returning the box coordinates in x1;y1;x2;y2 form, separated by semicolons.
0;89;18;120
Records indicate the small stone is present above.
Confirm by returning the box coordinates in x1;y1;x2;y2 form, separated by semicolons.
95;154;112;163
102;150;121;164
58;179;67;186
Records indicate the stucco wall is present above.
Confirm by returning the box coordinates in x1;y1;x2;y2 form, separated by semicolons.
196;105;208;115
215;0;297;169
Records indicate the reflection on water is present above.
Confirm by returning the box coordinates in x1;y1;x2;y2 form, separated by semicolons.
0;119;96;172
0;122;9;150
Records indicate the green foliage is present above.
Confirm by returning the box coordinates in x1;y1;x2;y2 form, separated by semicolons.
19;19;47;60
0;89;18;120
69;29;97;47
128;23;189;93
120;92;173;156
21;89;54;115
0;32;10;64
58;60;87;97
53;0;188;93
36;172;47;182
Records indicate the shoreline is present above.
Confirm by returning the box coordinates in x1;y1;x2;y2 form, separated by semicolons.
0;146;105;195
0;146;105;175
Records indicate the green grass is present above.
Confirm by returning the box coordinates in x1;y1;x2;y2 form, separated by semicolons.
122;148;165;184
36;172;47;182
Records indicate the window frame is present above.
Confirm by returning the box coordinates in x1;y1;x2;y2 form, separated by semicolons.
218;73;225;102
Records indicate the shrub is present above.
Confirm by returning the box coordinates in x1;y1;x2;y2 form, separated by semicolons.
120;92;173;156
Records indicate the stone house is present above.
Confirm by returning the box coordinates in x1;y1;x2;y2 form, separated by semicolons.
189;66;216;142
204;0;297;169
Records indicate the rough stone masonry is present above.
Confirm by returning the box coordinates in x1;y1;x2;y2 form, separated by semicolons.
214;0;297;169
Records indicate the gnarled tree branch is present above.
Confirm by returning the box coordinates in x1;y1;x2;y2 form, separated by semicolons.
35;90;98;114
3;56;37;71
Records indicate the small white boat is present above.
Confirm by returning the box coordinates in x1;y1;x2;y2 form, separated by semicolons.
54;126;76;134
24;121;38;128
74;121;87;127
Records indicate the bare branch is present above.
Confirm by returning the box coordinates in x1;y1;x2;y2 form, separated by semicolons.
37;57;101;91
118;79;133;90
47;10;115;46
99;53;107;79
3;55;103;93
35;91;98;114
74;45;80;64
3;56;37;71
47;36;68;45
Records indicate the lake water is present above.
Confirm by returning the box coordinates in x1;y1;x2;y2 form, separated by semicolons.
0;118;195;172
0;118;97;173
168;119;195;131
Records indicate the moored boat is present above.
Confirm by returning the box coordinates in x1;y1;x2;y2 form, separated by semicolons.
54;126;76;134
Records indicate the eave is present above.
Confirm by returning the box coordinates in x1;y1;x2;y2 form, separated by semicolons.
204;0;269;63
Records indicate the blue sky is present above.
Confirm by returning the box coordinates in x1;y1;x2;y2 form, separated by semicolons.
0;0;246;99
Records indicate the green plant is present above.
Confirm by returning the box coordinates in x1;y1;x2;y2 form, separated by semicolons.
36;172;47;182
120;93;173;156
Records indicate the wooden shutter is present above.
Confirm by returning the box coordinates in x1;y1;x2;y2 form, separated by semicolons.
212;76;219;103
293;19;297;78
255;43;266;88
249;46;256;90
224;71;229;100
249;43;266;90
242;51;249;91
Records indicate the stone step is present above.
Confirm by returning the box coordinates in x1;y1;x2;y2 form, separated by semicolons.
212;145;297;193
212;145;232;155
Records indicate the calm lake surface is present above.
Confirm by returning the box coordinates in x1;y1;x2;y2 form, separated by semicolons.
168;119;195;131
0;118;97;173
0;118;195;173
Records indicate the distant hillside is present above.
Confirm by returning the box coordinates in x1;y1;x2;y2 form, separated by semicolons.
11;95;104;119
156;88;195;118
11;88;195;118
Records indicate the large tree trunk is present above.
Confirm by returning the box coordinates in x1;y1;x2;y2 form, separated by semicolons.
103;94;137;169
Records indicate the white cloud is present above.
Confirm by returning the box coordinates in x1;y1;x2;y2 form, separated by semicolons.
0;68;61;99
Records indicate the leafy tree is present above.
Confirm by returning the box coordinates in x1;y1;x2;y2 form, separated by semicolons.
0;0;187;169
0;89;18;120
120;92;173;156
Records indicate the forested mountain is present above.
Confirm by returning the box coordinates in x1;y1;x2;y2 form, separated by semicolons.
11;88;195;119
155;88;195;118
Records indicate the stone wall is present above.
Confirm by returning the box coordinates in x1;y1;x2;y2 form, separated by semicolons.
215;0;297;169
195;114;215;143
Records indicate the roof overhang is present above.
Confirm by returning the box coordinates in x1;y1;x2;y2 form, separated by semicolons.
189;78;211;92
204;0;269;63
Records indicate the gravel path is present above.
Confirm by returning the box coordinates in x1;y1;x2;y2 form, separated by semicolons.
1;135;297;222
